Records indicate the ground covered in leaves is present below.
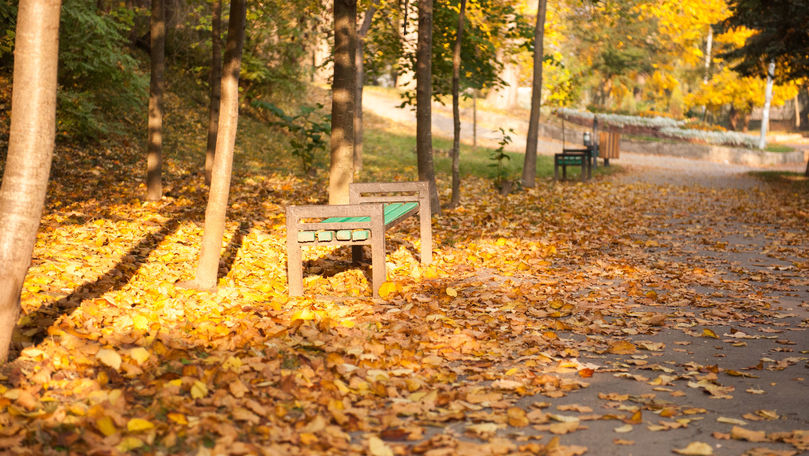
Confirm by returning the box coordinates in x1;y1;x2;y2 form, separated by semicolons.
2;106;809;454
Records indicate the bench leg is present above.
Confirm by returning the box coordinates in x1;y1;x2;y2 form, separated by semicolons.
419;205;432;265
371;232;386;298
352;245;364;264
286;208;304;296
554;161;559;180
562;164;567;180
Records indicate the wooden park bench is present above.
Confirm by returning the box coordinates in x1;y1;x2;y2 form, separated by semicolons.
286;181;432;298
554;147;593;181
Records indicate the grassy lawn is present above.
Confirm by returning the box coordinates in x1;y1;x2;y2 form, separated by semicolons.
361;113;616;185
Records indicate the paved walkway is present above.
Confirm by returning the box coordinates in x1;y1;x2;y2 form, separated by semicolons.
363;89;809;455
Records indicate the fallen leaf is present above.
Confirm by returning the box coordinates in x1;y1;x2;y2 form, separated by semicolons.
127;418;155;432
368;436;394;456
96;348;121;370
673;441;714;455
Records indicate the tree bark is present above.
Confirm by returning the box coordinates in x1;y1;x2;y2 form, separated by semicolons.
521;0;547;188
204;0;222;185
146;0;165;201
184;0;246;290
416;0;441;214
0;0;61;362
449;0;466;208
759;60;775;149
353;1;377;174
329;0;357;205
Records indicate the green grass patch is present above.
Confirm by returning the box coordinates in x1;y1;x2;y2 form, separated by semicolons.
362;123;615;184
764;144;796;153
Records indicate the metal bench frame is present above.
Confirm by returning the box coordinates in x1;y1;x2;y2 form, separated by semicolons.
286;181;432;298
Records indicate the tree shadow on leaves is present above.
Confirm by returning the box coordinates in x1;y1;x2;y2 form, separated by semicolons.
9;215;184;361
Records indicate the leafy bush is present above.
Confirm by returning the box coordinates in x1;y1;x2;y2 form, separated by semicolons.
57;0;147;142
252;100;331;176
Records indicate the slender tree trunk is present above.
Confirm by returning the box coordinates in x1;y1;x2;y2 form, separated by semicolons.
473;93;477;148
353;1;377;174
449;0;466;208
204;0;222;185
183;0;246;291
701;25;713;117
521;0;547;188
794;95;800;130
0;0;61;362
146;0;165;201
329;0;357;205
416;0;441;214
759;60;775;150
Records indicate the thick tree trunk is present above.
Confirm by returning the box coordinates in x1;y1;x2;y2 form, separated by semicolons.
416;0;441;214
521;0;547;188
184;0;246;290
204;0;222;185
329;0;357;205
0;0;61;362
449;0;466;208
353;2;377;174
146;0;165;201
805;158;809;177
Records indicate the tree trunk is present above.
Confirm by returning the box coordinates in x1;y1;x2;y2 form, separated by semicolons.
0;0;61;362
329;0;357;205
183;0;246;291
416;0;441;214
521;0;547;188
353;1;377;175
449;0;466;208
204;0;222;185
146;0;165;201
759;60;775;149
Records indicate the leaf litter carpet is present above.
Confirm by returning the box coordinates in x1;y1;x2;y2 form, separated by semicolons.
3;155;809;455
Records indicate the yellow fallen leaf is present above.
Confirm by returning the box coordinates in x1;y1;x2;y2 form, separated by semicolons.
378;282;397;299
127;418;154;432
608;340;637;355
445;287;458;297
291;308;316;321
190;380;208;399
96;348;121;370
673;441;713;455
132;314;149;332
368;436;394;456
716;417;746;426
730;426;767;442
95;415;117;436
702;328;719;339
549;420;579;434
167;413;188;425
614;424;633;433
129;347;150;365
116;436;143;452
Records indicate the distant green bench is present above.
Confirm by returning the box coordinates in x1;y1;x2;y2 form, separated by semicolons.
554;147;593;181
286;181;432;298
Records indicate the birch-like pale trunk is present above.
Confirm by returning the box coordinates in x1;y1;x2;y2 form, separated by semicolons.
0;0;61;361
